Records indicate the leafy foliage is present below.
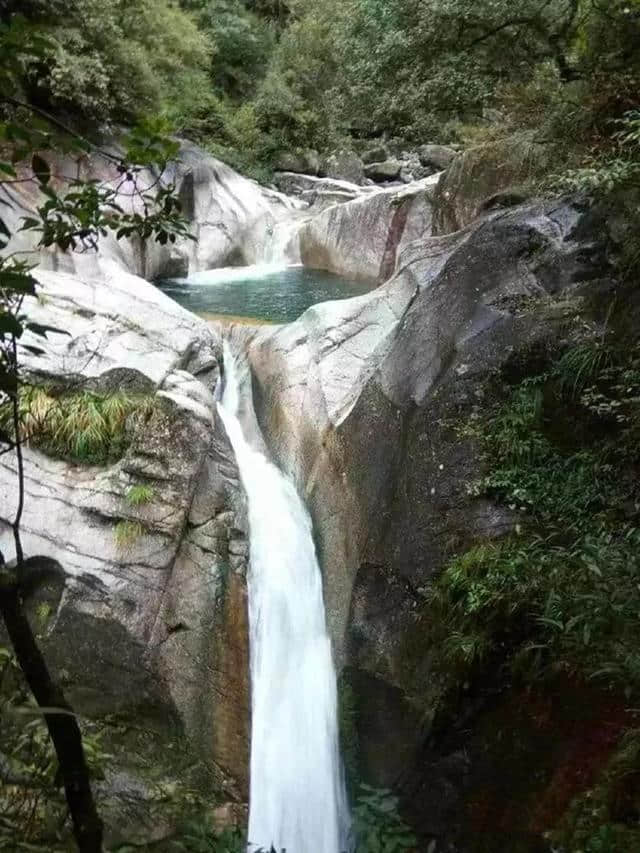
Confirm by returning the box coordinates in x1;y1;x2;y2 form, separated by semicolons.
352;784;416;853
4;0;212;127
550;728;640;853
553;110;640;195
428;339;640;696
167;823;245;853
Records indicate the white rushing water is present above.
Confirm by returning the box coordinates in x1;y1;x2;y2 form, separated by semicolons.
217;343;350;853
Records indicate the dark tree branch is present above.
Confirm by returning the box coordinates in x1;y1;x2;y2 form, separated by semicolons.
10;343;24;567
0;581;103;852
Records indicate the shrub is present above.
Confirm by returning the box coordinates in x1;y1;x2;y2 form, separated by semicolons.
352;784;416;853
0;645;112;851
429;340;640;696
15;0;213;127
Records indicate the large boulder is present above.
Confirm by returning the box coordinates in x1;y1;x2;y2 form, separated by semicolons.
19;262;219;386
361;145;389;165
0;140;294;280
0;264;251;841
364;160;403;183
246;198;612;852
272;171;366;200
433;132;551;234
274;150;321;175
320;150;365;185
297;176;438;281
418;143;457;171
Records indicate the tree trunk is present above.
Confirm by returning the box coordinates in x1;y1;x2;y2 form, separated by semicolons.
0;587;104;852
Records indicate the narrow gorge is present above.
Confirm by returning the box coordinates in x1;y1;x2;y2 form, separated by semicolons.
1;134;638;853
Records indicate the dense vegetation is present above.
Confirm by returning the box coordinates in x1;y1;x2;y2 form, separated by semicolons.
3;1;639;178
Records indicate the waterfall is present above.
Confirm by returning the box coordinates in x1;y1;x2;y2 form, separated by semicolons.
261;216;303;265
217;342;350;853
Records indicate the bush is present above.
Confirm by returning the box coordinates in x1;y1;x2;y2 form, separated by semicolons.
352;784;416;853
15;0;213;128
429;339;640;695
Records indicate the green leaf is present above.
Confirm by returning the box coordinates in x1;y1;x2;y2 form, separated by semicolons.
25;321;68;338
19;217;41;231
0;161;16;177
0;312;23;336
0;271;37;295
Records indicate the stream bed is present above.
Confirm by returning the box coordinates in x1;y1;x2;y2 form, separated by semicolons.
156;264;372;324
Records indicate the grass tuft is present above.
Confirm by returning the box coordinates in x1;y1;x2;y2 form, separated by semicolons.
0;385;154;465
125;484;154;506
114;520;145;549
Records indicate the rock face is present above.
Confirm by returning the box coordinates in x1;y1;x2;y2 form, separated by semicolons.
19;262;219;386
433;133;551;234
0;261;251;841
246;197;612;851
0;140;293;280
297;176;439;281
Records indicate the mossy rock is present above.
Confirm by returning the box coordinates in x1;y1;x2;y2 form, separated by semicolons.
433;133;552;234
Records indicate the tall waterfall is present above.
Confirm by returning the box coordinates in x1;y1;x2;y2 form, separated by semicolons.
217;343;350;853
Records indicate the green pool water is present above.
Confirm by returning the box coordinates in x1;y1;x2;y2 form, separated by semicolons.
156;264;372;324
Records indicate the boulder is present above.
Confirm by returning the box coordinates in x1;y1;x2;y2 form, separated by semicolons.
320;150;365;185
363;160;403;183
300;189;362;212
297;176;438;281
274;149;320;175
432;132;552;234
19;262;220;386
361;145;389;165
272;171;364;199
0;262;251;839
418;143;457;171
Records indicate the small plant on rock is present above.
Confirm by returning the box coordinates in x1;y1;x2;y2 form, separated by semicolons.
114;520;146;550
125;484;155;506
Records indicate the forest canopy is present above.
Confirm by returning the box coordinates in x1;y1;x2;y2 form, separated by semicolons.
1;0;639;175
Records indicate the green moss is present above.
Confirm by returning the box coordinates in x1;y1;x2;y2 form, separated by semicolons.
0;385;154;466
